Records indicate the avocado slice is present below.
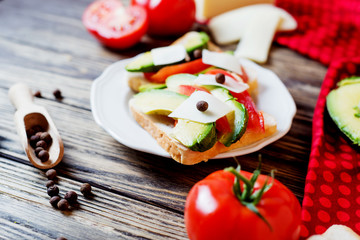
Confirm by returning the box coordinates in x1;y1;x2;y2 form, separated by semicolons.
337;76;360;87
210;87;248;147
132;89;188;115
326;80;360;146
139;83;167;92
172;119;217;152
125;32;210;72
166;74;197;92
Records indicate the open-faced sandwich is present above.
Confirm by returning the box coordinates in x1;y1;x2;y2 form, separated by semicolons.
126;31;277;164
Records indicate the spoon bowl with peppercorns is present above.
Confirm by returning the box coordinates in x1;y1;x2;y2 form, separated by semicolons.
8;83;64;169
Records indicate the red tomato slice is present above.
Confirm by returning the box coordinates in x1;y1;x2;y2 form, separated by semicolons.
145;59;211;83
216;116;232;134
83;0;148;49
231;90;264;132
177;85;210;96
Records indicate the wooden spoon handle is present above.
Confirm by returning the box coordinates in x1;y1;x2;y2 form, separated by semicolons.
9;83;34;110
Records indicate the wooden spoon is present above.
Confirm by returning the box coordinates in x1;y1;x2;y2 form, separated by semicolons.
9;83;64;169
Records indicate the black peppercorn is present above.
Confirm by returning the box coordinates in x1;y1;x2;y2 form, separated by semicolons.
193;49;202;59
29;135;40;148
57;199;69;211
196;101;208;112
45;180;55;188
38;150;49;162
64;191;78;204
53;89;63;99
47;185;59;197
56;237;67;240
36;140;48;149
40;132;52;145
80;183;92;197
34;91;42;98
45;169;57;180
49;195;61;208
215;73;225;84
35;147;44;156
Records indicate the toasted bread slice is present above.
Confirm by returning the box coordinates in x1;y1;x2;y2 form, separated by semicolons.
129;99;277;165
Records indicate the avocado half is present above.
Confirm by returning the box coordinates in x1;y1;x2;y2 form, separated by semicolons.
326;77;360;146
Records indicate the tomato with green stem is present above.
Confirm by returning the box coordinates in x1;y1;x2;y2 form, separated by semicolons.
185;160;301;240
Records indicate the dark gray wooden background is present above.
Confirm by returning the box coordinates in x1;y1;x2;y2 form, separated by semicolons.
0;0;327;239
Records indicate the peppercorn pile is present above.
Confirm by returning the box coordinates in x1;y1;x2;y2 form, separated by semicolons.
27;125;52;162
45;169;92;211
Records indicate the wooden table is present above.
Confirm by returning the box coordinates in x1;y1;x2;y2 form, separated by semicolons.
0;0;328;239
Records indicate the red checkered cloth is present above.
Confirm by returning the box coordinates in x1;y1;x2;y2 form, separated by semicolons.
275;0;360;238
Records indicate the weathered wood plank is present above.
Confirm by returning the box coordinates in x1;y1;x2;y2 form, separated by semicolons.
0;156;187;240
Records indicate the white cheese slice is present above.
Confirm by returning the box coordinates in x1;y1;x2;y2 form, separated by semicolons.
194;74;249;93
202;49;242;75
195;0;275;21
168;91;232;123
151;45;187;66
208;4;297;45
234;10;282;63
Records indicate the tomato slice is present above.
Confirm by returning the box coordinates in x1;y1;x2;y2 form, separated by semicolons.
177;85;210;96
145;59;211;83
216;116;232;134
83;0;148;49
231;90;264;132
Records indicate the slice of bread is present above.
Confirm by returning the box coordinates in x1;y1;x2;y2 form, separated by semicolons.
129;99;277;164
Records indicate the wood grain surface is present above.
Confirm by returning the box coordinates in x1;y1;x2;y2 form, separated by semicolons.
0;0;328;239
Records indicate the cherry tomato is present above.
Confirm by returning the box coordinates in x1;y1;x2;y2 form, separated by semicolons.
83;0;148;49
131;0;196;36
185;166;301;240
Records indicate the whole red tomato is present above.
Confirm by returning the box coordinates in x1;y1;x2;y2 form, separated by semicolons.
131;0;196;36
83;0;148;49
184;165;301;240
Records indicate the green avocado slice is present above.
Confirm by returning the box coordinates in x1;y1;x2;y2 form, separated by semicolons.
326;81;360;146
210;87;248;147
132;89;188;115
172;119;217;152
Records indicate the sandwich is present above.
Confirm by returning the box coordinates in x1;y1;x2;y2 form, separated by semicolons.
126;31;277;164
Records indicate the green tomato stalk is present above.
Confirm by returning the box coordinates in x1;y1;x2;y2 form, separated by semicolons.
224;155;275;231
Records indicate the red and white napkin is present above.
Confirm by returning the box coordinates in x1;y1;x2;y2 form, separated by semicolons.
274;0;360;238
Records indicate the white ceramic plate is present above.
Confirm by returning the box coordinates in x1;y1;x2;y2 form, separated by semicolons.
91;58;296;159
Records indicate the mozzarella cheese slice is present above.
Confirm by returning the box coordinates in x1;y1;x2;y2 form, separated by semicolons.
195;0;275;21
209;4;297;45
234;10;282;63
194;74;249;93
202;50;242;75
168;91;233;123
151;45;187;66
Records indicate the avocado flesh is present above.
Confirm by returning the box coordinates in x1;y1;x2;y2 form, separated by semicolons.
125;32;210;72
337;77;360;87
326;83;360;146
210;87;248;147
139;83;166;92
172;119;217;152
166;74;197;92
133;89;188;115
